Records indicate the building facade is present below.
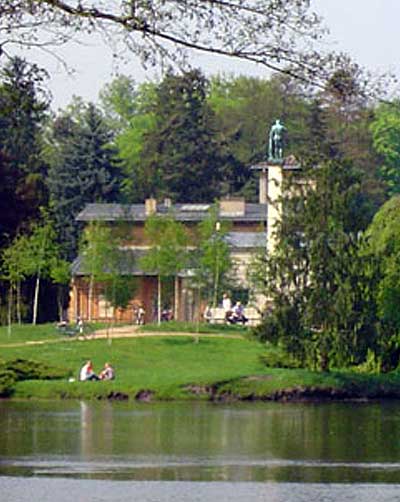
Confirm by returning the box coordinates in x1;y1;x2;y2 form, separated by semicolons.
69;159;300;324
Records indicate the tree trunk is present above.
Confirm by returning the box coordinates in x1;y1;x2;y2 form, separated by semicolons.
194;286;201;344
88;274;94;322
174;276;179;321
16;281;21;325
7;284;13;337
57;285;63;322
157;275;161;325
213;246;220;308
32;274;40;325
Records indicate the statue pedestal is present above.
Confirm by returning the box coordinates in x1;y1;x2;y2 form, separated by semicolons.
251;157;301;252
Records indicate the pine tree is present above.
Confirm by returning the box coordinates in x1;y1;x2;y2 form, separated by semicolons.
254;159;374;371
140;70;230;202
47;102;121;260
0;57;49;248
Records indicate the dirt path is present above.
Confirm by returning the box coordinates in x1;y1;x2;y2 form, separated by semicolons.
0;325;244;348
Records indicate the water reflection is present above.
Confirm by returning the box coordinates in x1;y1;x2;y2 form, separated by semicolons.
1;400;400;483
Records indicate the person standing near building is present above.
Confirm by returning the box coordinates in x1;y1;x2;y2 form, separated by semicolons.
222;293;232;323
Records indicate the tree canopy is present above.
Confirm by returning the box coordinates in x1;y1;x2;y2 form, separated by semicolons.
1;1;335;87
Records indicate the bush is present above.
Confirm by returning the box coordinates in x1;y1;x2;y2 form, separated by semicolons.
0;370;16;397
2;358;70;381
259;344;301;369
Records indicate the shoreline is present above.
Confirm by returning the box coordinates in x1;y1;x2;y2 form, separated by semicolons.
7;376;400;403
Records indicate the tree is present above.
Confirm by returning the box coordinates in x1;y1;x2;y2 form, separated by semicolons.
370;101;400;197
49;258;71;322
47;101;121;260
140;70;231;202
208;74;313;199
140;214;189;324
0;57;49;249
79;222;115;322
100;77;158;203
363;196;400;370
18;215;61;325
253;160;374;371
1;233;29;330
79;220;137;325
194;207;232;308
1;1;332;87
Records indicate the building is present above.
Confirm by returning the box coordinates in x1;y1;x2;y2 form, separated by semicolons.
69;157;300;324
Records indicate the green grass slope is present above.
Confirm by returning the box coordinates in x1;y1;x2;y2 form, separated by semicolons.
1;324;400;401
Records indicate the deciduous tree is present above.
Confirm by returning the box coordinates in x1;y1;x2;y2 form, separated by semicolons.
1;1;331;87
140;214;189;324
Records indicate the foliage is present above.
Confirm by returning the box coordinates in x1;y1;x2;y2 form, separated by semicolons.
259;344;302;369
0;369;15;397
363;196;400;371
1;358;69;381
370;101;400;196
104;276;138;312
46;101;121;261
253;159;376;371
140;214;189;278
138;70;232;201
100;78;158;202
209;75;312;199
0;357;69;397
140;213;189;323
0;1;335;88
80;220;137;321
79;222;115;284
22;214;63;324
0;57;49;248
193;206;233;307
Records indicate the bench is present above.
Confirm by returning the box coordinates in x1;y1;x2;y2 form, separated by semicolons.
206;307;262;327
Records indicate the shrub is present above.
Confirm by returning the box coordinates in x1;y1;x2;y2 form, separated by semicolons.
0;370;16;397
3;358;70;381
259;344;301;369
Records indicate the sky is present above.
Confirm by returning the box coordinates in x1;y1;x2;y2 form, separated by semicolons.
16;0;400;110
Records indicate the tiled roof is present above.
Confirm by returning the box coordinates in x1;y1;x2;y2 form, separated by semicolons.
76;202;268;223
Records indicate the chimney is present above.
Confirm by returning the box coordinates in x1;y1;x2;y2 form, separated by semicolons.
219;197;245;217
145;197;157;216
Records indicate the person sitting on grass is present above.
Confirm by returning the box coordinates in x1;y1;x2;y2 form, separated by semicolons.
79;360;99;381
99;362;115;381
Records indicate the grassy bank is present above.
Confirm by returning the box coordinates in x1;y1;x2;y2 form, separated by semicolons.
1;324;400;401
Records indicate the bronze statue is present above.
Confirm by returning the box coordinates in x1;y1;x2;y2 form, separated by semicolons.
268;119;286;161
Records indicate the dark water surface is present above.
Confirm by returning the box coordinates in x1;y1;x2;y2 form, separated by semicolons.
1;400;400;500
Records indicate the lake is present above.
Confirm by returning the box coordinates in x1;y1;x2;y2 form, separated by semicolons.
1;400;400;501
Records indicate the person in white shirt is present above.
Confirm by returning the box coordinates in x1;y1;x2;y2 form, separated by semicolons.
79;360;99;381
222;293;232;322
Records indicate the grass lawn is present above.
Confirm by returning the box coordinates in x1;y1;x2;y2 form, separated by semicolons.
139;321;249;336
1;323;400;401
0;322;104;345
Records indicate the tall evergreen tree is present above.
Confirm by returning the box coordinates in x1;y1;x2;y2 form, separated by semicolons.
140;70;231;202
0;57;49;248
47;102;121;260
253;159;374;371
